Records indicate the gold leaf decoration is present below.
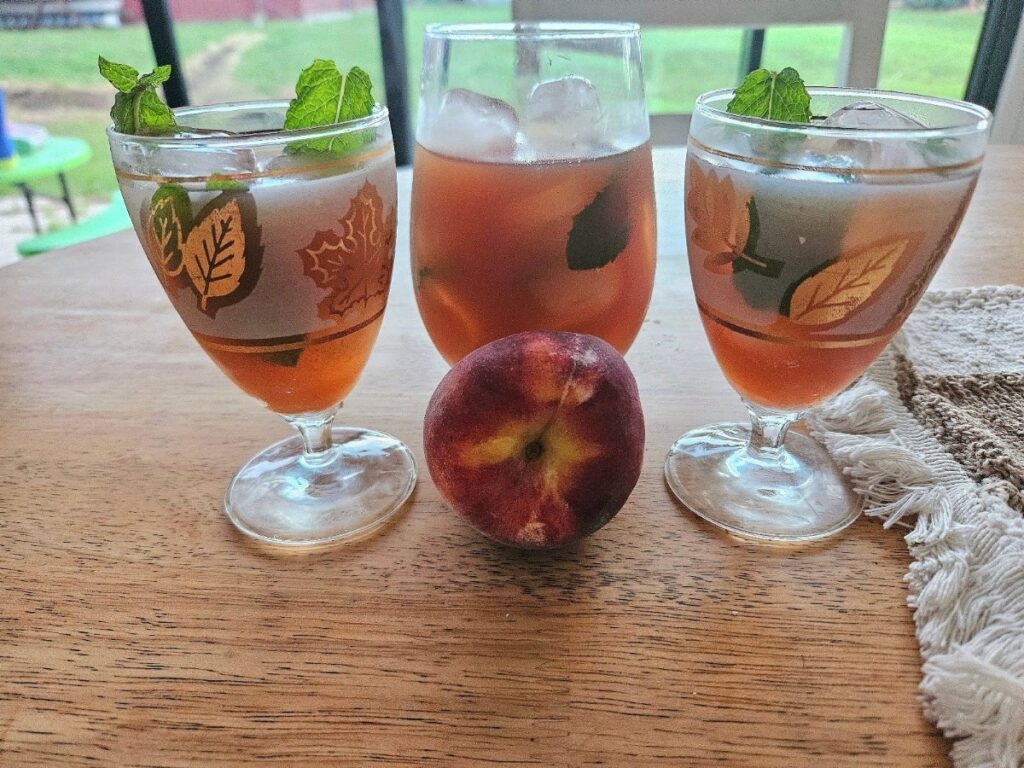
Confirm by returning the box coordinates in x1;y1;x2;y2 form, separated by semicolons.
182;198;247;313
143;184;191;281
685;160;750;258
787;237;908;326
299;181;396;322
149;202;184;275
704;251;738;275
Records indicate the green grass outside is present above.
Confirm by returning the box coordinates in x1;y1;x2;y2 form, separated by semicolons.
227;7;984;107
0;5;984;206
0;21;245;84
644;9;983;111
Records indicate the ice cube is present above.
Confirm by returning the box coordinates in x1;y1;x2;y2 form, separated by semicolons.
172;129;239;139
801;151;861;170
523;76;604;159
145;144;258;180
821;101;926;130
261;151;343;181
783;146;863;182
421;88;519;161
819;101;929;170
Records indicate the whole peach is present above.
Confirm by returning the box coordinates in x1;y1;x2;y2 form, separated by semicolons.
423;331;645;548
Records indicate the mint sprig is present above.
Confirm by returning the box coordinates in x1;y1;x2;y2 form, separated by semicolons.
99;56;177;135
99;56;377;149
283;59;374;154
206;176;248;191
727;67;812;123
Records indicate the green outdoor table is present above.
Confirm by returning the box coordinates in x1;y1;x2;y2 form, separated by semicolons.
0;135;92;234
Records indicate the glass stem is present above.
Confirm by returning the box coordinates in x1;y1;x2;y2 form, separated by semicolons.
284;406;340;467
744;400;801;463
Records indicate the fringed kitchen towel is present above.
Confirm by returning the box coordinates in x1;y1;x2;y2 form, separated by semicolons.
808;285;1024;768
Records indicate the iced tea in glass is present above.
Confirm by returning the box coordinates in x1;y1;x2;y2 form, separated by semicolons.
411;23;656;364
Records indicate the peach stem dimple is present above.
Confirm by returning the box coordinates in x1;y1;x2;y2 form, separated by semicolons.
524;439;544;462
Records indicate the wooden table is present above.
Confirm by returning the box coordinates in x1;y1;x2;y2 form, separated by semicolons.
1;147;1019;767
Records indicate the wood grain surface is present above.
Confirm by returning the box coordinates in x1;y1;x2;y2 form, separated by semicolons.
1;147;1021;767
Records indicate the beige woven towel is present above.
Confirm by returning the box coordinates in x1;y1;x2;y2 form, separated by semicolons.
808;285;1024;768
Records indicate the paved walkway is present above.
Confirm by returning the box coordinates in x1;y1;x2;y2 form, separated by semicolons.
0;194;106;268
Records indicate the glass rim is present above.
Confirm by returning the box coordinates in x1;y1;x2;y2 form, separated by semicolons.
695;86;991;139
424;21;640;40
106;100;390;150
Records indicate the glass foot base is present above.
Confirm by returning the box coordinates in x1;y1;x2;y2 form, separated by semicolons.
665;423;860;543
225;427;416;547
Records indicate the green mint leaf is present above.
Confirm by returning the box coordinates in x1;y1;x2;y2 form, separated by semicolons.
100;56;177;135
727;67;812;123
284;60;374;154
206;176;248;191
285;59;343;129
138;65;172;88
98;56;139;93
135;89;177;135
337;67;374;122
110;91;135;132
566;173;630;271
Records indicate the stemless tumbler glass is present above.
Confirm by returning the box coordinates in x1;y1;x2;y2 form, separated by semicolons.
411;22;657;364
108;102;415;547
667;88;990;542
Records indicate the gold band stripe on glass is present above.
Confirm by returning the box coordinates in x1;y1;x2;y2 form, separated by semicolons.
697;300;894;349
193;308;386;354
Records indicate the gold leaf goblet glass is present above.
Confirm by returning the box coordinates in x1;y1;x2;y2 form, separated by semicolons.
667;88;990;542
108;102;415;546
